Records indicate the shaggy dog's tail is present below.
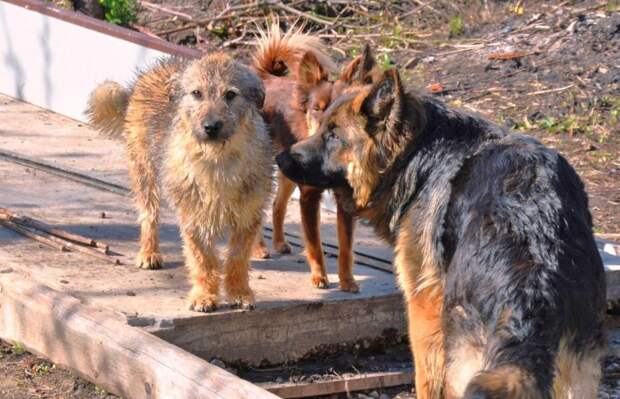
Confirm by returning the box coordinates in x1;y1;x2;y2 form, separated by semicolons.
463;365;544;399
253;21;336;79
85;81;130;139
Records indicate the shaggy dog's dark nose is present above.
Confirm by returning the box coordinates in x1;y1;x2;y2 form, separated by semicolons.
203;120;223;139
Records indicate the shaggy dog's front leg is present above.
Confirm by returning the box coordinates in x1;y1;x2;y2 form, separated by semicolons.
183;230;220;313
224;220;261;309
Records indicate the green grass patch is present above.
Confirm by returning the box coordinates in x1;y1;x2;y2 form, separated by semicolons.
99;0;136;26
11;341;25;356
449;15;464;37
94;385;108;397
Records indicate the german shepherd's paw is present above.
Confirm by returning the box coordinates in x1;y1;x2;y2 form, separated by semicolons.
273;240;292;254
188;292;219;313
339;278;359;293
136;251;163;270
252;243;271;259
311;274;329;289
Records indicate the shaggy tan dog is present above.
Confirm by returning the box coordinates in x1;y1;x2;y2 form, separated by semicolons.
87;53;272;312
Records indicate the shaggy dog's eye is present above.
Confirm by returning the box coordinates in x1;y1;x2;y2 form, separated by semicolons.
313;105;321;112
225;90;237;101
191;90;203;100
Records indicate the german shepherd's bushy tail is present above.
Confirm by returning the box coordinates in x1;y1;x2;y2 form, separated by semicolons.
253;21;336;78
463;365;544;399
85;80;130;139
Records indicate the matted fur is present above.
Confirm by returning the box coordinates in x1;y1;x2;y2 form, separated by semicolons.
87;53;272;311
277;60;606;398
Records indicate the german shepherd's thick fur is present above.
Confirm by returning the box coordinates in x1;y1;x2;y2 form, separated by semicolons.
277;66;606;398
254;25;380;292
87;53;272;312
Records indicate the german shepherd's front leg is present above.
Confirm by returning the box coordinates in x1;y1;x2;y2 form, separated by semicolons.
224;220;260;309
336;202;358;292
183;230;220;312
407;287;444;399
299;185;328;289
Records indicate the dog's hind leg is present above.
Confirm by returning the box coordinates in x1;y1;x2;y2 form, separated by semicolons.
126;127;163;270
251;224;270;259
224;219;261;310
299;186;328;289
271;172;296;254
184;230;220;312
336;202;358;293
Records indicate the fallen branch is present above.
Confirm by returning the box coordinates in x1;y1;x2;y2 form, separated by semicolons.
527;84;575;96
488;50;536;61
139;1;193;21
0;220;68;252
0;208;119;264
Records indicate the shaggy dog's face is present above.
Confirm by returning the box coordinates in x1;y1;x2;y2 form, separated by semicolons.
175;54;265;144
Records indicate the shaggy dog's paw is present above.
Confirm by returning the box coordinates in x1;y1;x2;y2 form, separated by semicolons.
230;297;255;310
339;278;360;293
226;285;255;310
188;293;218;313
273;241;292;254
311;274;329;289
136;251;163;270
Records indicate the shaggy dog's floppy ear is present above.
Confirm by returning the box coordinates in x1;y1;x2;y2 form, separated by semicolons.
340;44;379;85
241;70;266;109
168;71;183;103
297;51;328;89
246;83;266;109
353;68;404;134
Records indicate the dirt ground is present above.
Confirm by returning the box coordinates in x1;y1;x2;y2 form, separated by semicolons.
2;0;619;398
0;340;117;399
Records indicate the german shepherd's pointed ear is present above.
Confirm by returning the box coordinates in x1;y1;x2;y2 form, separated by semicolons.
340;44;378;84
352;68;404;133
297;51;328;89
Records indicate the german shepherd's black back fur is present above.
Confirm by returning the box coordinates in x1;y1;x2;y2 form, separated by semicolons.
277;69;606;398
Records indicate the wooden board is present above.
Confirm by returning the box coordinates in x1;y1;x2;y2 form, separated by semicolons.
0;269;278;399
260;369;412;398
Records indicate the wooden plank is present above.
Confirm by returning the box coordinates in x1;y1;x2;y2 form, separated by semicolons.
0;268;279;399
259;369;412;398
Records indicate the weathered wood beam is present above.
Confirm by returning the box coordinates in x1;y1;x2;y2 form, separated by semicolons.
0;269;279;399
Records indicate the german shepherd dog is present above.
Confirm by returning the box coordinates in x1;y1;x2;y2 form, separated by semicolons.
87;53;272;312
277;65;606;398
253;25;379;292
